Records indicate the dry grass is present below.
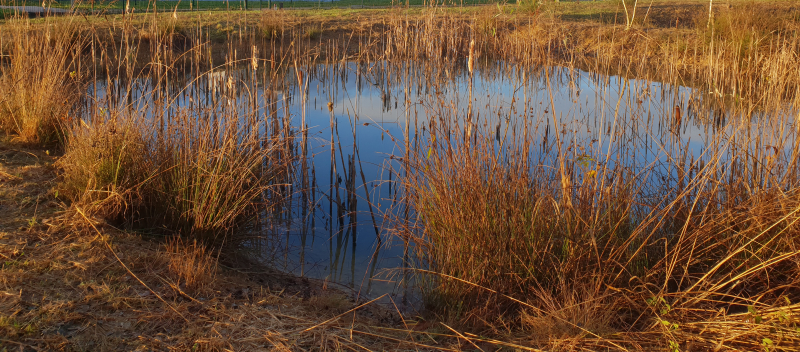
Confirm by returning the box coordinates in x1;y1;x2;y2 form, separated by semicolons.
0;17;85;147
402;121;800;350
163;236;218;295
259;10;288;40
377;2;800;108
2;1;800;350
0;141;432;352
19;2;797;98
520;282;616;343
0;221;413;351
365;5;800;349
57;98;286;243
56;116;148;222
398;67;800;352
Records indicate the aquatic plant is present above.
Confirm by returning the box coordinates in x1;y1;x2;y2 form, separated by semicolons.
2;2;800;350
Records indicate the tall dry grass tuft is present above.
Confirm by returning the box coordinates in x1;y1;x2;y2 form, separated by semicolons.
57;115;149;222
59;108;286;244
259;10;287;40
405;117;639;327
0;17;84;146
54;7;292;243
142;110;281;243
400;68;800;349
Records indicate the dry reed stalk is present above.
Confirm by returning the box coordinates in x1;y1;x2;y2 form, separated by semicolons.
467;38;475;75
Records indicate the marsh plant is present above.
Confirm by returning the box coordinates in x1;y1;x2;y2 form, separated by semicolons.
58;108;286;243
1;2;799;350
399;62;800;349
0;17;85;146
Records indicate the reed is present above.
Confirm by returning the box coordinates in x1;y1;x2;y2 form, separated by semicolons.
59;103;293;244
54;10;295;244
379;2;800;110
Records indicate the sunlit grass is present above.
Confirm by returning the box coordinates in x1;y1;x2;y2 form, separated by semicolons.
0;1;799;350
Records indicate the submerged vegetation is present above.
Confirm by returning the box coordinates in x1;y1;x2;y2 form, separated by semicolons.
1;0;800;350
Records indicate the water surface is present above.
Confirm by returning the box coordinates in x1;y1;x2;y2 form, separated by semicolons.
88;60;798;309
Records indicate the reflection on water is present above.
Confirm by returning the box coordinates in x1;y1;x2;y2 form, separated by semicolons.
86;59;797;309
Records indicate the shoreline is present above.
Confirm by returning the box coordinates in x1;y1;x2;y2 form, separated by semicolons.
0;136;425;351
2;1;799;350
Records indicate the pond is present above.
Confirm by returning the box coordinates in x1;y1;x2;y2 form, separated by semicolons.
87;59;798;311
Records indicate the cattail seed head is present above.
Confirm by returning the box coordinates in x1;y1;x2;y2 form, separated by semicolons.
251;46;259;71
468;39;475;75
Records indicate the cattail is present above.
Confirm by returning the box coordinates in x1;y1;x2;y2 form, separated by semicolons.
467;39;475;75
466;120;472;144
298;70;303;87
561;172;572;208
251;45;259;71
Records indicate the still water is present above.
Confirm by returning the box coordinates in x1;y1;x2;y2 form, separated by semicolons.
88;60;797;308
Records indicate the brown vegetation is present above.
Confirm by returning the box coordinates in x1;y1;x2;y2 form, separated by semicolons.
1;0;799;350
393;2;800;348
0;18;84;146
0;137;423;351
